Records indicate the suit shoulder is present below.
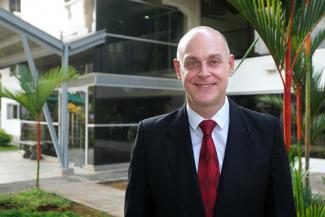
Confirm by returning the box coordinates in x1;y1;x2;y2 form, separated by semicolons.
238;106;278;125
140;107;182;128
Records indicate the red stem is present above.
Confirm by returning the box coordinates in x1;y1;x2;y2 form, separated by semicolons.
37;119;41;161
296;85;302;141
283;0;295;150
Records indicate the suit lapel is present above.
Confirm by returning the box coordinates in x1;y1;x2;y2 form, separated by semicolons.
215;100;253;214
164;106;205;217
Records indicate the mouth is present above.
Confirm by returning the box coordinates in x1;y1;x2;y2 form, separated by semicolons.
194;83;216;88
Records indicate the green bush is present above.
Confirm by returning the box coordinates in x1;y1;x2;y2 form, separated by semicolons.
0;210;79;217
0;189;71;212
0;129;12;146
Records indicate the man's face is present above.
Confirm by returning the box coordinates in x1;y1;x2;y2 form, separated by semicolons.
173;31;234;112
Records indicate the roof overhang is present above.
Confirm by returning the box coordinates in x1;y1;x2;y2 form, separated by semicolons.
0;8;106;69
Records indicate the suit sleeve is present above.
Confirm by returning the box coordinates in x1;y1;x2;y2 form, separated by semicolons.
269;118;297;217
124;121;152;217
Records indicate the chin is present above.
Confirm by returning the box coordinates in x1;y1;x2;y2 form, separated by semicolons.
196;100;216;107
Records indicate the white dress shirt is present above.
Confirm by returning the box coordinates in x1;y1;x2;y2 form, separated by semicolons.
186;97;230;172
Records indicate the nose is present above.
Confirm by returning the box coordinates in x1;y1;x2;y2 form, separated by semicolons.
198;63;210;77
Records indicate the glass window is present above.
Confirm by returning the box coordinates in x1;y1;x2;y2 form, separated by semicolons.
88;126;137;165
68;91;86;166
103;37;176;77
201;0;255;58
9;0;21;12
7;104;19;119
89;86;184;124
87;86;184;165
97;0;183;43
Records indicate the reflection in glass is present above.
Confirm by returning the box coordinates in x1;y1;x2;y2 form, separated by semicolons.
88;126;136;165
89;86;184;124
68;91;86;166
105;37;176;77
97;0;183;43
87;86;184;165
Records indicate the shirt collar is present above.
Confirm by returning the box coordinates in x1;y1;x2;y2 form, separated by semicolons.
186;97;229;130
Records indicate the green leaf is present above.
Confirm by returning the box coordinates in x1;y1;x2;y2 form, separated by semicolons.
0;66;78;119
234;37;260;72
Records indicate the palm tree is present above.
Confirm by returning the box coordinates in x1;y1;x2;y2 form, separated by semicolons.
0;66;78;188
226;0;325;150
259;71;325;149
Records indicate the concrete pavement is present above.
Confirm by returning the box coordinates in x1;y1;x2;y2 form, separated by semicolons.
0;150;128;217
1;150;325;217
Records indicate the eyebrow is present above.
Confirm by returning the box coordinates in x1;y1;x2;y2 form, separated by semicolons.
184;56;198;61
183;53;224;61
209;54;223;59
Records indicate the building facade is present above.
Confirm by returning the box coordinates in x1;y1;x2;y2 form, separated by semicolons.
1;0;325;168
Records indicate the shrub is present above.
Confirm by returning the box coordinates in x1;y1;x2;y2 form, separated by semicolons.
0;129;12;146
0;210;79;217
0;189;71;211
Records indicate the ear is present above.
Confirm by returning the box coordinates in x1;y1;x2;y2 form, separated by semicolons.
228;54;235;77
173;58;182;79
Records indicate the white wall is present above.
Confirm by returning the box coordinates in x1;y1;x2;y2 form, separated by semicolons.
0;0;9;10
255;17;325;55
0;69;21;142
228;48;325;95
19;0;93;41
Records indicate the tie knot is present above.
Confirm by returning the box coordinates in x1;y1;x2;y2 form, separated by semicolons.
199;120;216;136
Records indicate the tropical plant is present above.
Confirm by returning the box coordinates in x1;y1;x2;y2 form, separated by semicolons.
292;28;325;180
0;66;78;188
226;0;325;150
258;69;325;150
0;128;12;146
289;146;325;217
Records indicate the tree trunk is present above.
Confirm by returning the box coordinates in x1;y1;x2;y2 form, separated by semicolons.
283;75;292;150
296;84;302;171
304;34;311;188
283;0;295;151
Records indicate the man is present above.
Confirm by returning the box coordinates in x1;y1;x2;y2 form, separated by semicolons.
124;26;296;217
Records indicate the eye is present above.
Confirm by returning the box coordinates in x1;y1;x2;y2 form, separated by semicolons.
209;59;221;66
185;59;199;69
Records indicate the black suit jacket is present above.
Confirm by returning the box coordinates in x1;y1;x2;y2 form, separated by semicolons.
125;100;296;217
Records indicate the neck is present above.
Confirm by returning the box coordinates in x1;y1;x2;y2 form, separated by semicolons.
188;97;226;119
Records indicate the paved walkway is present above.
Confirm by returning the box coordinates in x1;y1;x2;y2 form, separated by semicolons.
0;150;128;217
1;150;325;217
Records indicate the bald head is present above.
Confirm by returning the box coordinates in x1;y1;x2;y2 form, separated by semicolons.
176;26;230;62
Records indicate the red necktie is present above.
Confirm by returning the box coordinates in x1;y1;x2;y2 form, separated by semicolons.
198;120;220;217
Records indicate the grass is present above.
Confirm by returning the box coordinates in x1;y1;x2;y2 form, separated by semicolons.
0;145;18;152
0;189;112;217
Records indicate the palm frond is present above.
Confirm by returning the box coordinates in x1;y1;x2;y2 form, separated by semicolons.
311;69;325;117
227;0;287;71
234;37;260;73
303;204;325;217
257;95;283;110
297;0;325;43
311;113;325;145
36;66;78;110
0;66;79;119
311;29;325;54
0;87;38;118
